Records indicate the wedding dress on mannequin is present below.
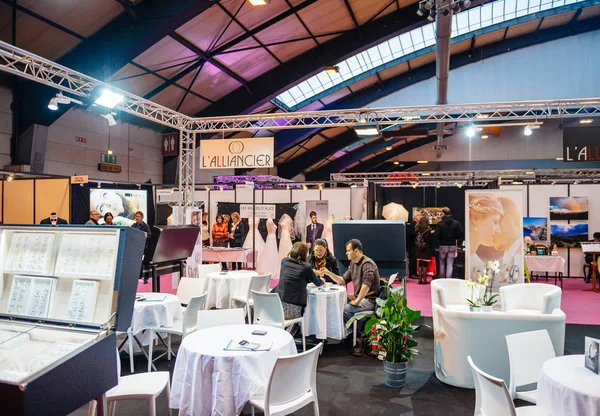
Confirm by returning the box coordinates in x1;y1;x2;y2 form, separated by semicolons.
278;214;294;262
257;217;280;280
323;214;335;256
243;216;265;268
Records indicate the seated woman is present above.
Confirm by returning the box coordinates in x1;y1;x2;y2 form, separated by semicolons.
273;242;325;320
309;238;341;283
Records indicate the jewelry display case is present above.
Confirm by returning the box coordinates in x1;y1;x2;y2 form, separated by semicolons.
0;225;145;416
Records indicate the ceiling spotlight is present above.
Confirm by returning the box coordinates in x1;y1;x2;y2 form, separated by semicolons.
573;181;579;186
417;2;426;15
456;182;463;188
318;184;323;190
286;184;290;190
466;125;476;138
358;113;367;124
355;126;380;136
95;89;124;109
417;160;428;164
441;8;450;16
481;135;489;139
325;65;339;75
424;0;434;10
386;146;393;151
580;119;593;124
523;125;533;136
249;0;270;5
350;184;357;188
412;183;418;189
101;112;117;127
551;181;556;186
48;98;58;111
463;0;472;7
303;185;308;190
451;2;461;12
6;174;14;182
394;161;400;165
97;182;101;189
436;183;441;188
427;8;436;21
107;149;113;155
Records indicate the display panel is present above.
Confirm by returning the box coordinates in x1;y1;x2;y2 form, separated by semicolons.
523;217;548;242
4;232;56;276
89;189;148;226
54;233;118;279
550;223;589;248
549;196;589;220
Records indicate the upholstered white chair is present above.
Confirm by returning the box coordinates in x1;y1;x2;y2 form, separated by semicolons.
500;283;561;315
432;303;565;389
431;278;485;311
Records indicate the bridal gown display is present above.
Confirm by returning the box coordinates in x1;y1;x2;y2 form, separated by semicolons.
323;215;335;256
243;216;265;268
257;218;280;280
278;214;294;262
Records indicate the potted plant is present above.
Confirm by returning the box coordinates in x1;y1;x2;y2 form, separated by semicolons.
466;279;482;312
346;286;425;388
467;261;501;311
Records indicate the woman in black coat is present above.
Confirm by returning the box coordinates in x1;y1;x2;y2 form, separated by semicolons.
228;212;246;270
274;242;324;319
308;238;341;283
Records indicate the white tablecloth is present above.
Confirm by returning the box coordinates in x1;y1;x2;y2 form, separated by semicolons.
202;270;258;309
170;324;297;416
525;255;566;273
202;248;252;263
537;355;600;416
131;293;183;336
304;285;346;340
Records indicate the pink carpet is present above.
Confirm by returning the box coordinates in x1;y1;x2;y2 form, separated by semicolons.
138;274;600;325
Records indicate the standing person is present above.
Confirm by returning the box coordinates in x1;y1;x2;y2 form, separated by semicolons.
201;212;210;246
415;217;434;285
104;212;114;225
212;214;229;271
131;211;151;237
585;232;600;283
85;210;101;225
273;242;324;320
435;207;464;279
406;211;423;279
228;212;245;270
306;211;324;252
309;238;341;282
40;212;68;225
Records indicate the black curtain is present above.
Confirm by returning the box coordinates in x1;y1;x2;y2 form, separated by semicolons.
71;182;155;226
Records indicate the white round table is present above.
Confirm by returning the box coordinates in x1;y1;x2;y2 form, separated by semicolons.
537;354;600;416
202;270;258;309
131;293;183;340
304;284;347;340
169;324;297;416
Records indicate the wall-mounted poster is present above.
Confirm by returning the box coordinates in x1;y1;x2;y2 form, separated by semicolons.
90;189;147;226
412;207;445;224
465;189;524;290
523;217;548;242
549;196;589;220
305;201;328;247
550;223;589;248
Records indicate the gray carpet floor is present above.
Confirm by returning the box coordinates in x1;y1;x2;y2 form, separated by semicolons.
71;319;600;416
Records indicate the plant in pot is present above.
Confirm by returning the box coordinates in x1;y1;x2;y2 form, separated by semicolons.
346;286;425;388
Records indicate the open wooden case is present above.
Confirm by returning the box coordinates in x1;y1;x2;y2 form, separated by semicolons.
0;225;145;416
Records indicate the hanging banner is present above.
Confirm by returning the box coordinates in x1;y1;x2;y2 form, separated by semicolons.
305;201;328;243
562;126;600;162
240;204;276;219
199;137;274;169
465;189;524;291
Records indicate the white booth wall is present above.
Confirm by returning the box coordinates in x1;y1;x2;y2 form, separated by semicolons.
501;183;599;277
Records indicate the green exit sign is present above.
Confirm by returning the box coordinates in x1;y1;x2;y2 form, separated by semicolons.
101;153;117;164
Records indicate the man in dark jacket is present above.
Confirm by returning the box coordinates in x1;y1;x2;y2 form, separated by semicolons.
435;207;464;278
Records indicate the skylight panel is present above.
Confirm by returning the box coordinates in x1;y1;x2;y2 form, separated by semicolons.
467;8;481;30
316;72;334;89
411;29;425;50
399;32;414;54
480;3;494;27
288;86;304;101
388;36;402;58
298;82;313;96
307;77;325;95
456;13;470;35
422;24;436;45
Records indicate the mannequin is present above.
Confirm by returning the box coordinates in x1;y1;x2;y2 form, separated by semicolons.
257;216;280;280
322;214;335;256
278;214;294;262
243;216;265;267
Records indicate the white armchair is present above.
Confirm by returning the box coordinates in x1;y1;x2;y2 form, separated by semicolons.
500;283;562;315
431;279;484;311
432;304;565;389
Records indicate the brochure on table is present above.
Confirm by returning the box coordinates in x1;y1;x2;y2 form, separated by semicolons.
0;225;143;387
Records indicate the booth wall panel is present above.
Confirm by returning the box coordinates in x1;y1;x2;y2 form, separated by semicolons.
236;188;255;204
0;87;12;167
4;180;34;224
291;190;320;206
321;189;351;218
210;190;235;223
34;179;70;224
570;184;599;277
263;190;291;203
0;181;3;221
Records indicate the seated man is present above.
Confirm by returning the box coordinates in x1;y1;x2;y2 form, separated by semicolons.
320;238;381;340
585;232;600;283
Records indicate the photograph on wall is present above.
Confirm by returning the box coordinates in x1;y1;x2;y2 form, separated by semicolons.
90;189;147;226
305;201;328;246
465;189;524;290
550;223;589;248
549;196;589;220
523;217;548;242
412;207;445;225
350;187;368;220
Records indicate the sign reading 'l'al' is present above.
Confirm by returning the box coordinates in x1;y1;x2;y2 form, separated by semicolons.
563;126;600;162
199;137;274;169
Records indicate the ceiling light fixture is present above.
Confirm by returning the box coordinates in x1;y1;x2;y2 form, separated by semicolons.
421;173;430;176
436;183;441;188
101;112;117;127
523;125;533;136
394;161;400;165
580;119;593;124
6;174;14;182
424;0;434;10
325;65;339;75
358;113;367;124
417;160;428;164
107;150;113;155
385;146;392;151
456;182;463;188
525;171;534;175
465;125;476;138
48;98;58;111
303;185;308;190
463;0;472;7
350;184;357;188
427;8;436;21
481;135;489;139
355;126;380;136
556;157;563;161
412;183;418;189
249;0;270;5
95;89;124;109
417;1;426;15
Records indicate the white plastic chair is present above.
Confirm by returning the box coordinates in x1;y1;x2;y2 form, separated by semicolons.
147;293;206;372
468;356;543;416
249;343;322;416
500;283;562;315
197;263;221;279
196;308;246;331
88;350;171;416
231;273;272;323
116;328;135;373
176;277;206;306
252;290;306;352
505;329;556;404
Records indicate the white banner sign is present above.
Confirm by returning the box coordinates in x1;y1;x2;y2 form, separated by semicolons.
199;137;274;169
240;204;276;219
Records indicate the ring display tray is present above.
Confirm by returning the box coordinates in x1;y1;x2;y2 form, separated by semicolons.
0;225;145;416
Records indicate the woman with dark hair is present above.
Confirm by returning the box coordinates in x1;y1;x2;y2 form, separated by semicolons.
212;214;230;270
415;217;434;285
273;242;324;319
103;212;114;225
228;212;245;270
309;238;340;283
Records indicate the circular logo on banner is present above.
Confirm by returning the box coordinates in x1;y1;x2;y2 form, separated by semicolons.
229;141;244;154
